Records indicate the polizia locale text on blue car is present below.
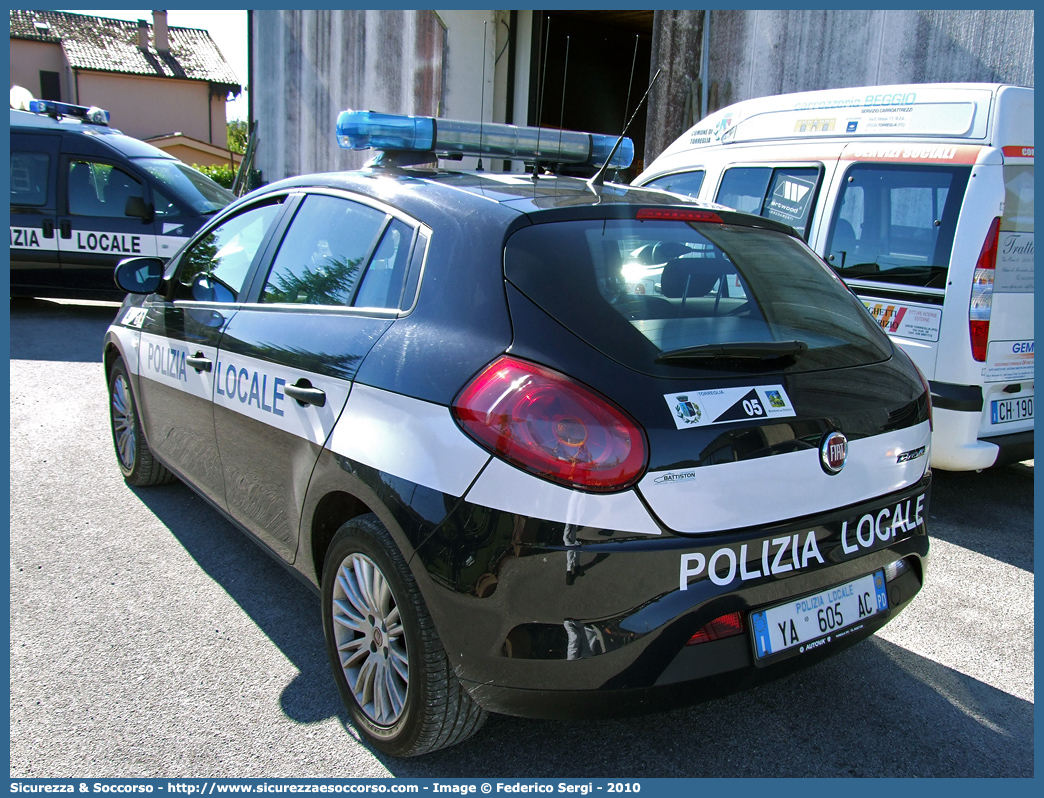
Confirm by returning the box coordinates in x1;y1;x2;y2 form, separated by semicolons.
104;111;931;756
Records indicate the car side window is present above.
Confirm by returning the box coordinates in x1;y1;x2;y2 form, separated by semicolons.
261;194;386;305
352;218;415;309
716;167;772;214
177;201;283;302
67;160;144;218
11;151;50;206
644;170;705;199
152;188;182;218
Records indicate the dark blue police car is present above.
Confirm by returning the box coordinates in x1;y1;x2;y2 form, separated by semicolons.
11;99;233;300
103;111;931;756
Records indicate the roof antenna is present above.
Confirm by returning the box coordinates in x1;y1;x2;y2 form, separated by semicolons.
589;67;661;190
615;34;640;183
532;15;551;181
554;35;571;176
623;35;639;130
477;20;487;172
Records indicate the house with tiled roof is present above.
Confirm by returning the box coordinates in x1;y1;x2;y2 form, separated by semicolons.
9;9;242;165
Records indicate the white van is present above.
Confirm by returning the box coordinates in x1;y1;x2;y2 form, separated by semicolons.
637;83;1033;471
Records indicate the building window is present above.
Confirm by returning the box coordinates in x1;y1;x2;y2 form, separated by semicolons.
39;71;60;101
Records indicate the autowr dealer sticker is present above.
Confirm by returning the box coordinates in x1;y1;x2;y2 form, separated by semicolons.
664;385;796;430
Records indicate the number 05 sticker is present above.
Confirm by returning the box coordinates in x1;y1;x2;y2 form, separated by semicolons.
664;385;796;430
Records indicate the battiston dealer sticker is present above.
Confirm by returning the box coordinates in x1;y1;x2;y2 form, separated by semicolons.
664;385;796;430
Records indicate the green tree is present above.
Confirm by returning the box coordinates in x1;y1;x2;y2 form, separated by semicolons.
227;120;248;155
263;255;362;305
192;163;235;188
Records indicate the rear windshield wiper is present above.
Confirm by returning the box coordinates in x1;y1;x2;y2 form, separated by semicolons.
656;340;809;364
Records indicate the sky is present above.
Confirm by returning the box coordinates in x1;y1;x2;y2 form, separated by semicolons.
56;9;249;121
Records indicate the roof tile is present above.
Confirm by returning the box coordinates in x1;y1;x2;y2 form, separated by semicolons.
9;9;241;89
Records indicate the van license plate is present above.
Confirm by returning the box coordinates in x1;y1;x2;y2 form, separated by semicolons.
750;571;888;659
991;396;1033;424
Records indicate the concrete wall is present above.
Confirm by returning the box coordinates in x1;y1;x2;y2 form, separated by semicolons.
438;9;496;121
252;9;452;181
648;8;1034;161
707;9;1034;111
646;10;705;171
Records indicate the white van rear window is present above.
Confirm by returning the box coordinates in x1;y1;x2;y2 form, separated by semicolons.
824;164;969;289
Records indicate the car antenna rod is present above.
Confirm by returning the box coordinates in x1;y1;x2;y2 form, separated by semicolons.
589;67;662;189
555;35;571;176
532;15;551;181
477;20;487;171
617;33;640;183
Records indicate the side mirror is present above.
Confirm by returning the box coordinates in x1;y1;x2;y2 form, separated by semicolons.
124;195;155;223
114;256;164;294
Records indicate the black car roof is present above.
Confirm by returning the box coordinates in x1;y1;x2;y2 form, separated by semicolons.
10;108;176;160
258;167;799;235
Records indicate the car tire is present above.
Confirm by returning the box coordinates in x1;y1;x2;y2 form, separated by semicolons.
321;514;487;756
107;357;174;486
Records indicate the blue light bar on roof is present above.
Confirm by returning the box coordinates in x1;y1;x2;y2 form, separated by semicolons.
336;110;634;169
29;99;110;125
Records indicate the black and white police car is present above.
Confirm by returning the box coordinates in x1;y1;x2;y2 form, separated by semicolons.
103;111;931;757
10;97;234;300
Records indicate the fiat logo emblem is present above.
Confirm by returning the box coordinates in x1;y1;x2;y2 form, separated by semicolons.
821;431;848;475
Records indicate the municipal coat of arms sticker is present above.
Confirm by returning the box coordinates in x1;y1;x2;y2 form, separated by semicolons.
673;396;702;426
663;385;796;430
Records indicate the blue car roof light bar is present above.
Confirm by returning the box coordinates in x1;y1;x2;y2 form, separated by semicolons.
29;99;110;125
336;110;634;169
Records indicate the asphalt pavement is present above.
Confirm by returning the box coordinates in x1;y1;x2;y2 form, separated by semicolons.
7;298;1035;778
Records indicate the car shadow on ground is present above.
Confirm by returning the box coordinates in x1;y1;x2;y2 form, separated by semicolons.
10;297;122;363
384;636;1033;778
130;477;1033;777
127;479;351;730
927;462;1034;572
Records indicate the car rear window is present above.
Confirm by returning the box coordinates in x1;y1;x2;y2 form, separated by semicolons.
504;218;892;377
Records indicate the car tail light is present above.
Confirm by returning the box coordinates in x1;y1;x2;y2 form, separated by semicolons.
636;208;724;223
686;612;745;645
452;356;648;492
969;217;1000;362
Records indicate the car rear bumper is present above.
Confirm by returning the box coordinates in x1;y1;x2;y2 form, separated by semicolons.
980;430;1034;468
932;406;1033;470
464;559;924;719
411;476;931;718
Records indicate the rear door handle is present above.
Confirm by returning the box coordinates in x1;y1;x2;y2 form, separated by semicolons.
186;352;212;373
59;219;72;239
284;380;326;407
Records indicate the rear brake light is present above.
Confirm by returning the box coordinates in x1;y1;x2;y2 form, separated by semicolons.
969;217;1000;362
452;356;648;492
637;208;724;223
686;612;745;645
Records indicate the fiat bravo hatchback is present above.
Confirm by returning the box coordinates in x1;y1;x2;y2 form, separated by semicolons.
104;111;931;757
